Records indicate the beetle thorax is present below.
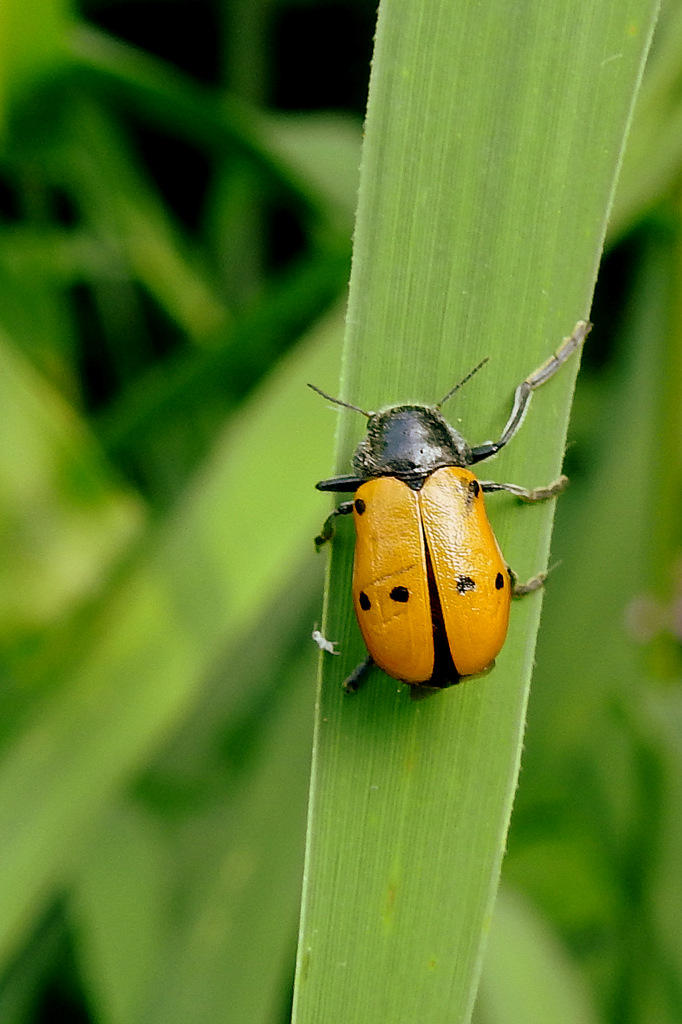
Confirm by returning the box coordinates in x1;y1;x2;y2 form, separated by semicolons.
352;405;471;487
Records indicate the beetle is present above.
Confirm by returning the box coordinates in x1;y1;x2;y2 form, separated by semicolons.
311;320;591;696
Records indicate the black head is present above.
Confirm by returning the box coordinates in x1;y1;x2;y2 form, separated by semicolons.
352;405;471;488
309;358;488;492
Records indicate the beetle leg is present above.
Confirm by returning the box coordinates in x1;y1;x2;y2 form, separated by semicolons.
480;475;568;502
508;566;548;598
343;655;374;693
470;320;591;464
315;500;354;549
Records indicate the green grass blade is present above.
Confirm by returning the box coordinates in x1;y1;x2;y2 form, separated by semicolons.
474;887;602;1024
0;333;143;648
72;646;315;1024
52;96;229;343
610;3;682;240
68;24;335;231
0;309;342;968
293;2;659;1022
509;212;682;1024
0;0;72;127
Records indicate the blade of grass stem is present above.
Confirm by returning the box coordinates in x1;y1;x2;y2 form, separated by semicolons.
293;2;660;1022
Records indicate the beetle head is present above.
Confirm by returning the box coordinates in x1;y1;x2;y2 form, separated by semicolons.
352;405;471;488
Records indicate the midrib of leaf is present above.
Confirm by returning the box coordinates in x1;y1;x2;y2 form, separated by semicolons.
293;2;660;1023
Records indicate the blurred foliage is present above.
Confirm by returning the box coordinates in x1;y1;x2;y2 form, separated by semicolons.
0;0;680;1023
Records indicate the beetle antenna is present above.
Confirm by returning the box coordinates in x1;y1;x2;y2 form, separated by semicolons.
436;357;490;409
307;383;371;418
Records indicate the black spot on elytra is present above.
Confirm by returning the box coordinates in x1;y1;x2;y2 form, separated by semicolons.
495;572;505;590
457;575;476;594
354;498;366;515
390;585;409;603
359;591;371;610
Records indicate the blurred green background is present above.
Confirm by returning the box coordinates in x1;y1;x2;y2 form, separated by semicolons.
1;1;682;1023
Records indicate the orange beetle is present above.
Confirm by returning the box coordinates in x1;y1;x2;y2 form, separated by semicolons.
312;321;590;696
